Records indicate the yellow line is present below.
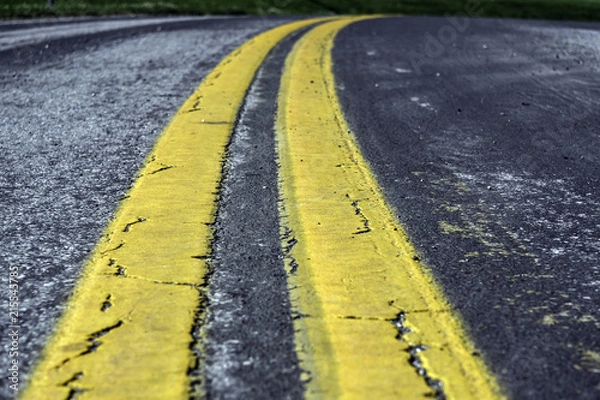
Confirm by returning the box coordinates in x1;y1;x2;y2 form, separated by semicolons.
21;17;332;400
276;17;505;399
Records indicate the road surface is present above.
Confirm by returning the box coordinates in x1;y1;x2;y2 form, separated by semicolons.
1;14;599;400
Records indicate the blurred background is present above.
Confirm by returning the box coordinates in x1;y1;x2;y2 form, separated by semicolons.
1;0;600;22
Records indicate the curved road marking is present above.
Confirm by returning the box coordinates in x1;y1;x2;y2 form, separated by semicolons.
21;17;330;400
276;17;505;399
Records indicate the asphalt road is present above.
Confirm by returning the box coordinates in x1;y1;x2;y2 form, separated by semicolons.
1;14;599;400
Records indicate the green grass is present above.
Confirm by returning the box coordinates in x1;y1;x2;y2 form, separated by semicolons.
1;0;600;21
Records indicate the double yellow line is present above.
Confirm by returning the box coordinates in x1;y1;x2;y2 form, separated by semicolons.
23;17;503;399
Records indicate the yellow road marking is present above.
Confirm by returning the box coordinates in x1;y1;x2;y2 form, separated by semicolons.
276;17;505;399
21;17;331;400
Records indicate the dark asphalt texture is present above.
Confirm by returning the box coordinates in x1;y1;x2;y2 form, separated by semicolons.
334;16;600;399
198;29;309;400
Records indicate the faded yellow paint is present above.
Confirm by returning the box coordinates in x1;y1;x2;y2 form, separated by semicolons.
21;18;331;400
433;177;536;263
581;350;600;373
439;220;467;235
276;17;504;399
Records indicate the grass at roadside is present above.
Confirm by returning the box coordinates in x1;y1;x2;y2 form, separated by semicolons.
2;0;600;21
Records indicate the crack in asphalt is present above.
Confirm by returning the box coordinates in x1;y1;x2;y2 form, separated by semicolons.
391;311;447;400
100;242;124;255
148;165;174;175
61;372;85;400
106;267;200;287
281;225;300;275
54;320;124;374
350;198;372;235
77;320;124;357
100;294;112;312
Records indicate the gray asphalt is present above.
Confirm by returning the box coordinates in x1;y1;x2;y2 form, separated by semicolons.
334;16;600;399
1;13;600;400
198;28;309;400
